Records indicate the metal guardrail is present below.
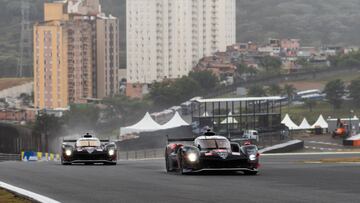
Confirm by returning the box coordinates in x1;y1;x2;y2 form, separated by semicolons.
117;149;164;160
0;153;21;162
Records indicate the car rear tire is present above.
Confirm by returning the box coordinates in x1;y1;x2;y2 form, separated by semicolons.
165;154;172;172
244;170;258;175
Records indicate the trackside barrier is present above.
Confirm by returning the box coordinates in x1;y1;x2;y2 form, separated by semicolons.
21;151;60;162
0;153;21;162
117;149;164;160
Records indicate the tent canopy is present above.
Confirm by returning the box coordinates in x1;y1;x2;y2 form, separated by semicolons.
298;118;312;130
281;114;299;130
161;112;189;129
312;114;328;129
202;112;210;117
120;112;163;135
221;112;238;124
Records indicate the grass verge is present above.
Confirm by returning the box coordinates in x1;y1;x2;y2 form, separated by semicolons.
0;188;33;203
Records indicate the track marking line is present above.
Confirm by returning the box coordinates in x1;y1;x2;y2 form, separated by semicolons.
262;152;360;156
0;181;61;203
308;141;342;146
119;157;163;161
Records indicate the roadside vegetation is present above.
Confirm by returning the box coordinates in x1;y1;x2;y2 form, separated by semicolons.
0;188;32;203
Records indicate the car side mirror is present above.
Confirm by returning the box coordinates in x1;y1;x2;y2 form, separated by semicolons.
231;143;240;153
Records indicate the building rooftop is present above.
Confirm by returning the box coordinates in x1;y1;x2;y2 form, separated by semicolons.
194;96;284;103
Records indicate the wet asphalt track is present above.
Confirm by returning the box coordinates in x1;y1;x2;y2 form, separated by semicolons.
0;153;360;203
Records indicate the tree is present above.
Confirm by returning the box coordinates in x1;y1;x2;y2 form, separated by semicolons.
259;56;282;73
103;95;151;126
62;104;100;131
323;79;345;109
149;76;202;107
33;114;64;152
267;84;282;96
188;70;219;90
247;85;266;97
348;78;360;106
283;84;297;104
303;99;317;112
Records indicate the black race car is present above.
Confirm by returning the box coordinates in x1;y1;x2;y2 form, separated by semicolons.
61;133;117;165
165;131;260;175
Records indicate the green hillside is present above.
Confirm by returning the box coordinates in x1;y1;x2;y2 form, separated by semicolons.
1;0;360;76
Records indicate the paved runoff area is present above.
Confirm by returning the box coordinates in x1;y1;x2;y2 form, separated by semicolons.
0;153;360;203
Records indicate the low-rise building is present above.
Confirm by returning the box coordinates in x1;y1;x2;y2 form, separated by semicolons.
0;108;37;123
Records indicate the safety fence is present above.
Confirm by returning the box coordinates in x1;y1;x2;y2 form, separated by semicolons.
117;148;164;160
21;151;60;162
0;153;21;162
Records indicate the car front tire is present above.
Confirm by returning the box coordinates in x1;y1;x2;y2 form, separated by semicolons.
243;170;258;175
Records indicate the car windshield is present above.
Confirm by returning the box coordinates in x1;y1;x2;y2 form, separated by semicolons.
198;139;231;150
76;139;101;147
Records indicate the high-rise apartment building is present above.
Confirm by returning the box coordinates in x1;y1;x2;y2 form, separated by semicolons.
34;0;120;110
96;15;120;98
126;0;236;86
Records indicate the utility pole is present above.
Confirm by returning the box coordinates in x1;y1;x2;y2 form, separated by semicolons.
17;0;32;77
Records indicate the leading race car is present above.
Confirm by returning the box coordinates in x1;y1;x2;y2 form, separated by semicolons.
165;130;260;175
61;133;117;165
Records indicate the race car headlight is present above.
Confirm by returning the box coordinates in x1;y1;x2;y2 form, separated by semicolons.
108;149;115;156
249;154;256;161
65;149;72;156
187;153;198;162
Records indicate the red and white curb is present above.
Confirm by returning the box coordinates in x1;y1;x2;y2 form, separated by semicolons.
0;181;61;203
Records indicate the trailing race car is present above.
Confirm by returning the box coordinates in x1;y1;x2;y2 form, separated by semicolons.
165;130;260;175
61;133;117;165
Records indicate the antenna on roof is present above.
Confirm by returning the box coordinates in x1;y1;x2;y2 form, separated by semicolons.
204;129;216;136
83;133;93;138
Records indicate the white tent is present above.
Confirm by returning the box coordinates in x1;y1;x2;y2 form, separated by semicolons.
161;112;189;129
221;112;238;124
202;112;210;117
281;114;299;130
312;114;328;129
120;112;163;135
298;118;312;130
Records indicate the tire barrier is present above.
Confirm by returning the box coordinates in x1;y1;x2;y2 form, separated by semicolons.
0;153;21;162
21;151;60;162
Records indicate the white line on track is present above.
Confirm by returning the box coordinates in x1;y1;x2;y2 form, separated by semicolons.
307;141;342;146
0;181;61;203
261;152;360;156
119;152;360;162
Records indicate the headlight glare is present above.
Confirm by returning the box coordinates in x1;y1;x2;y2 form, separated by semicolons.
65;149;72;156
249;154;256;161
187;153;198;162
108;149;115;156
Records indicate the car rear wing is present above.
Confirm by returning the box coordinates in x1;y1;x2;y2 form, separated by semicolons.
62;139;111;143
166;135;195;143
63;139;77;143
